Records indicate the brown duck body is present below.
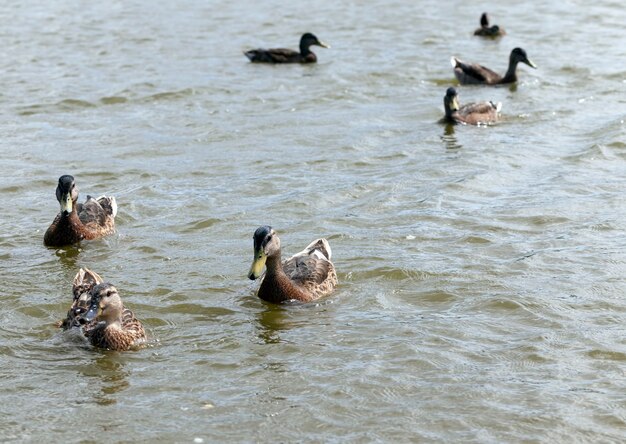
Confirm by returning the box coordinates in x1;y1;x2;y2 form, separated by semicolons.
44;175;117;247
84;308;146;351
447;102;501;125
245;48;318;64
249;227;338;304
451;58;510;84
258;239;338;304
474;26;505;37
244;32;329;64
451;48;536;85
44;197;116;246
442;87;501;126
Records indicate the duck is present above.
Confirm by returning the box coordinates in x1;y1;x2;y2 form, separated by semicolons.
247;226;338;303
474;13;505;37
59;267;104;330
442;87;501;125
81;282;147;351
59;268;146;351
244;33;330;63
44;175;117;247
451;47;537;85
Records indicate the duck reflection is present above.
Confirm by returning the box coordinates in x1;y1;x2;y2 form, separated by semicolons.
78;353;130;405
255;304;301;344
54;245;80;271
440;124;463;150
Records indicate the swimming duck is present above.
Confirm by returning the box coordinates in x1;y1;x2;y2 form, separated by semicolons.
474;13;505;37
451;48;537;85
44;175;117;247
81;282;147;351
247;226;337;303
442;87;501;125
59;267;104;330
244;33;330;63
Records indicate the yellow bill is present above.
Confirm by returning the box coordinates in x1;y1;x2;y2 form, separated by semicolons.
248;250;267;280
61;193;73;213
451;96;460;111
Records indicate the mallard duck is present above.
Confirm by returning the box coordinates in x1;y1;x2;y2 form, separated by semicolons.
44;175;117;247
451;47;537;85
59;268;146;351
59;267;104;330
474;13;506;37
244;33;330;63
81;283;147;351
247;226;338;303
442;87;501;125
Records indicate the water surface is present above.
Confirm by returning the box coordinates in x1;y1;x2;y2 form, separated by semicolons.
1;0;626;442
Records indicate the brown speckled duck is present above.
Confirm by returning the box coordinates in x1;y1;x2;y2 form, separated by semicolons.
474;13;506;37
451;48;537;85
82;283;146;351
60;268;146;351
247;226;337;303
244;33;330;63
44;175;117;247
442;87;501;126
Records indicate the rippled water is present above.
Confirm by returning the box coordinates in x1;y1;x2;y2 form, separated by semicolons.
1;0;625;441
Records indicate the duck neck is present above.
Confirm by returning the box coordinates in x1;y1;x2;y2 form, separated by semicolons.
444;101;455;120
502;59;519;83
264;252;283;278
104;319;123;334
57;206;86;238
259;253;306;303
299;41;311;56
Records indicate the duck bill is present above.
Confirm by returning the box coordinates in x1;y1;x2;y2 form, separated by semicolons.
80;304;100;324
60;192;73;214
248;250;267;280
451;96;460;111
525;58;537;69
317;41;330;49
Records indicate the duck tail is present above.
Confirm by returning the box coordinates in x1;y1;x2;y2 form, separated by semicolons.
303;238;333;261
72;268;103;300
95;195;117;218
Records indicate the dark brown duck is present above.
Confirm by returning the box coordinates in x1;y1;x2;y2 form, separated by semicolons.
248;226;337;303
44;175;117;247
451;48;537;85
474;13;505;37
244;33;330;63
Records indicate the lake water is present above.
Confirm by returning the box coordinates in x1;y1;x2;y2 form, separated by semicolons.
1;0;625;442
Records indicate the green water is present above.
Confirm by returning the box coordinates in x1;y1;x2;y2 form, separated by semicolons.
1;0;625;442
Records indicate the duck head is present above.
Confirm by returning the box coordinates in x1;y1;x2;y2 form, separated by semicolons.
300;33;330;53
511;48;537;69
443;87;460;116
248;226;280;280
56;175;78;215
81;283;123;325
